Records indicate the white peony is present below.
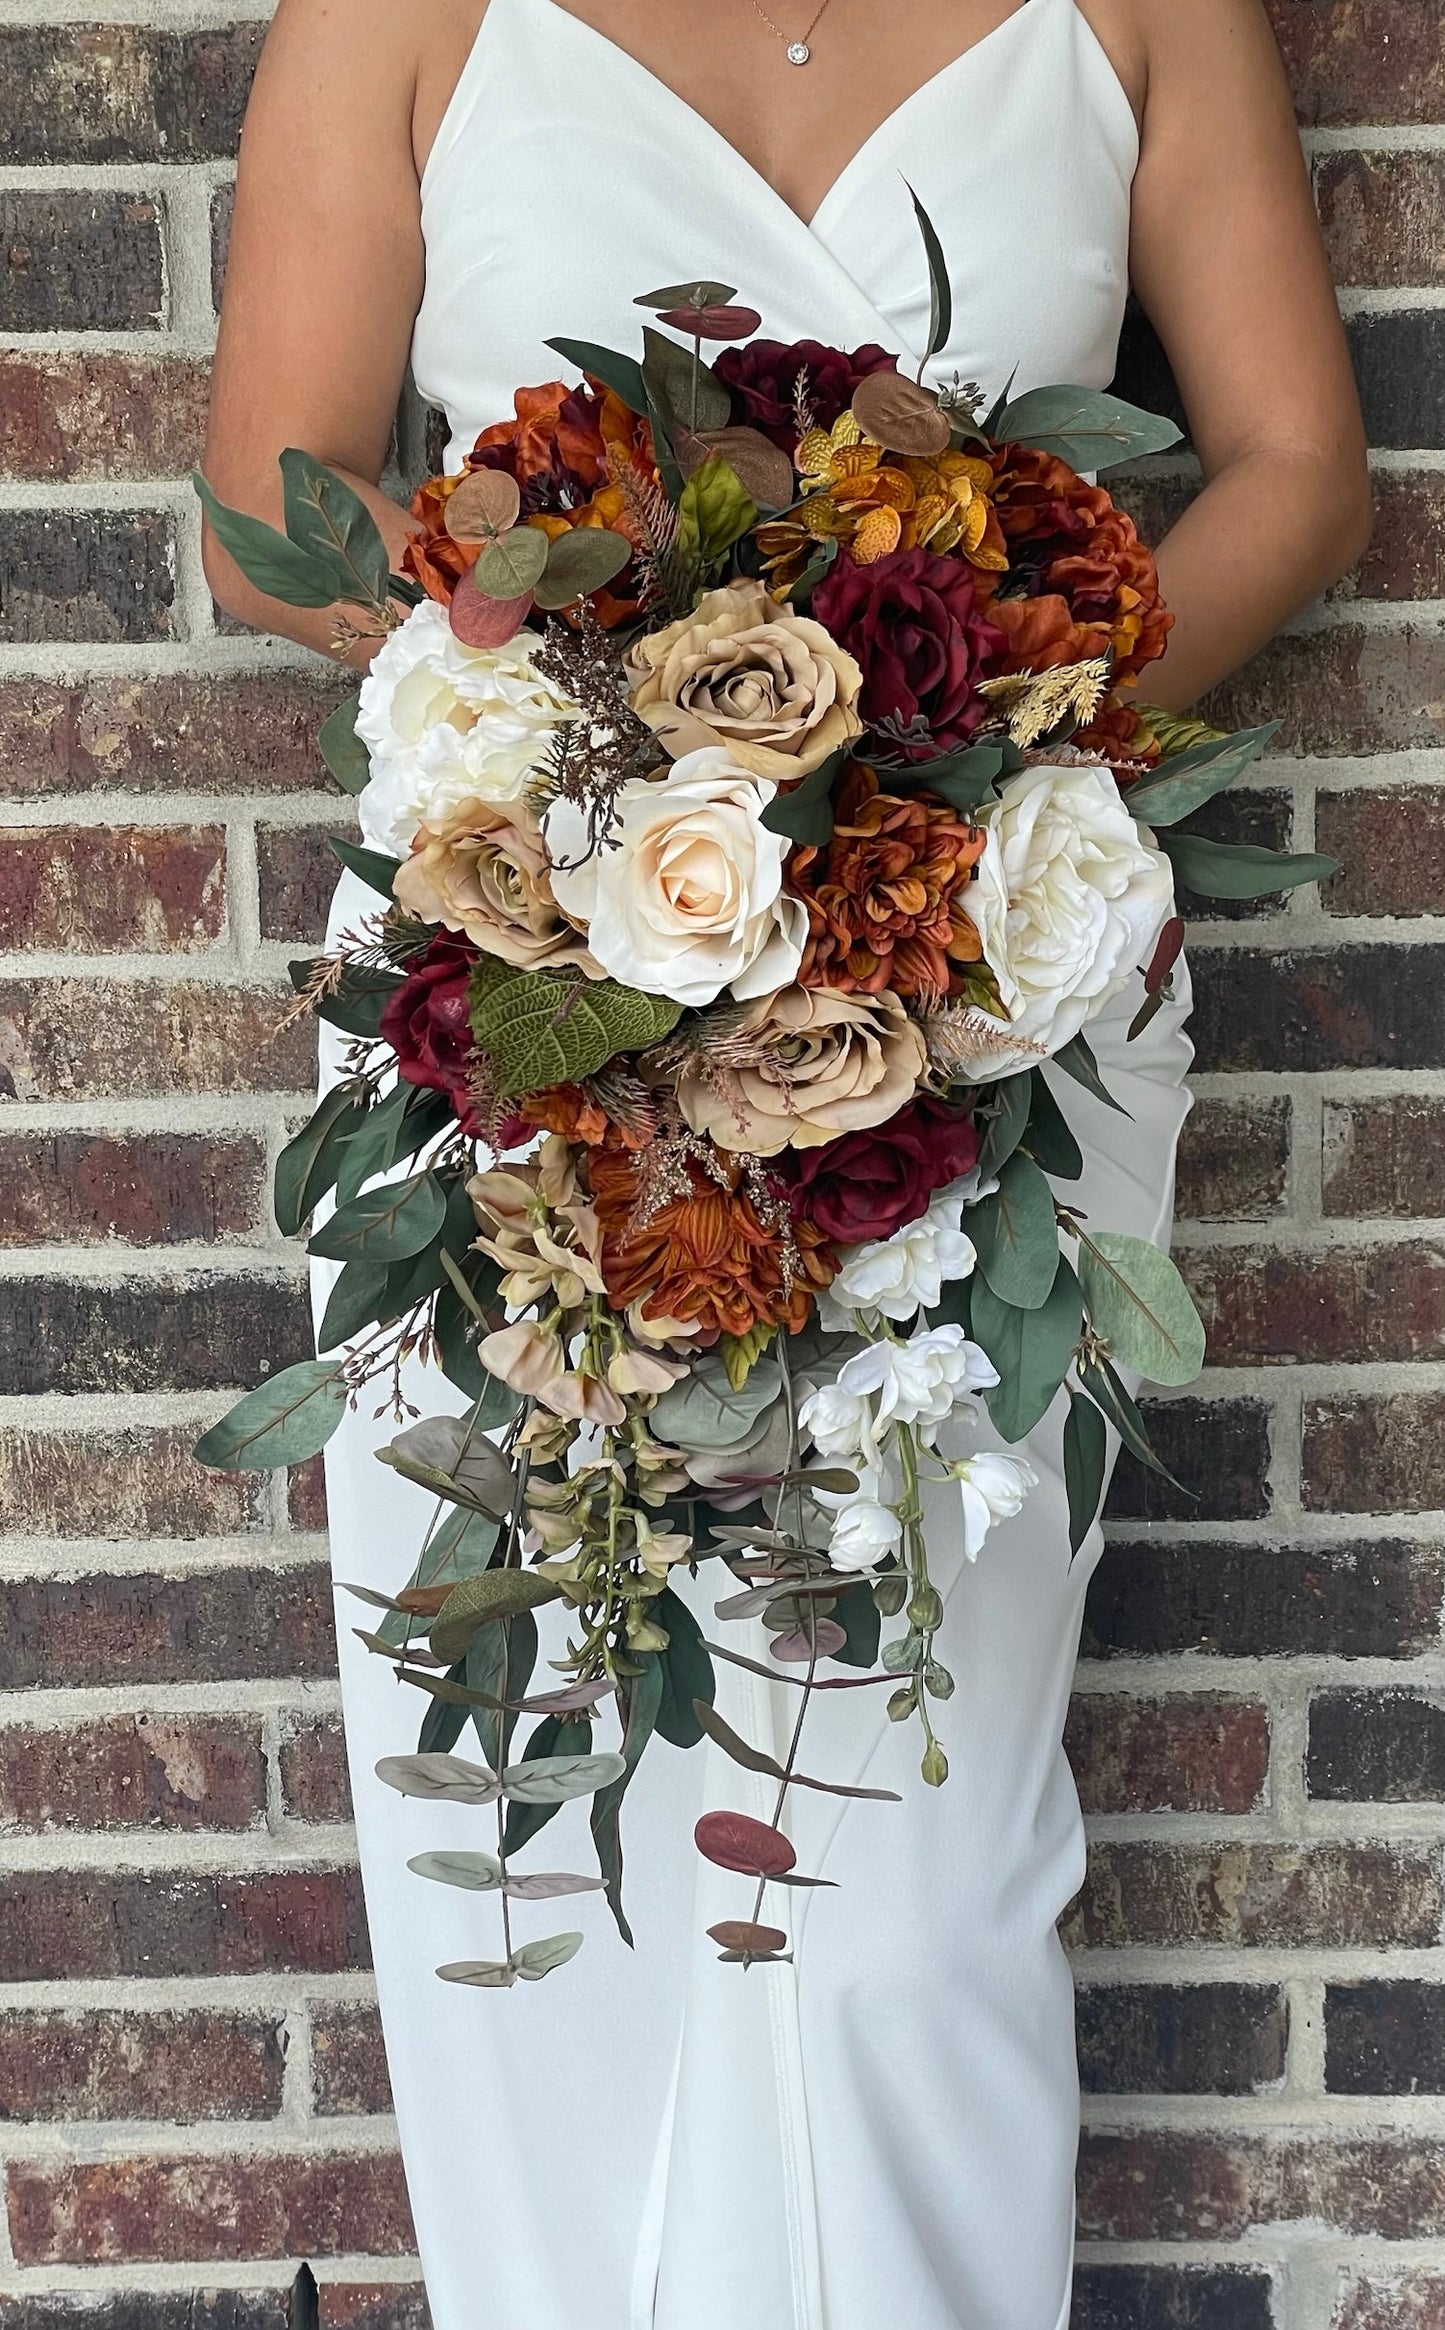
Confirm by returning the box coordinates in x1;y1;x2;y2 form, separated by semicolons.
956;762;1174;1082
821;1186;978;1326
544;747;807;1007
356;600;578;853
955;1451;1038;1559
837;1325;999;1445
797;1379;873;1459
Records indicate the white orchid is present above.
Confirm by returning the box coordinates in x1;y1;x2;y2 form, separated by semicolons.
837;1325;999;1446
954;1452;1039;1558
821;1185;978;1326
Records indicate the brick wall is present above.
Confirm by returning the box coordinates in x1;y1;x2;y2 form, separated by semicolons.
0;3;1439;2325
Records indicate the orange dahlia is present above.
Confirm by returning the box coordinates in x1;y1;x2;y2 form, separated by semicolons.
789;762;989;1000
589;1138;835;1341
982;444;1173;690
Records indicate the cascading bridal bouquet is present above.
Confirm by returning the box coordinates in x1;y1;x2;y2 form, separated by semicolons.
195;218;1331;1990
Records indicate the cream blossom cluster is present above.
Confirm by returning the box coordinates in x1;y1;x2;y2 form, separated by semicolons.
820;1184;979;1327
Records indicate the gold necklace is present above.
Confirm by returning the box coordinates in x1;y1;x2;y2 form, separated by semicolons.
746;0;834;65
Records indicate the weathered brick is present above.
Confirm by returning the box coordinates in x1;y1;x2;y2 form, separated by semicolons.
1191;947;1445;1076
0;1132;264;1246
0;980;313;1100
0;1567;336;1691
0;1715;264;1834
211;183;234;310
1175;1097;1290;1224
1343;472;1445;603
0;673;350;799
6;2151;411;2264
1066;1693;1270;1815
1265;0;1445;125
0;511;174;646
1085;1539;1445;1663
1303;1395;1445;1515
1104;1399;1272;1525
1079;2132;1445;2241
1203;627;1445;759
1071;2266;1275;2330
1336;2275;1445;2330
0;1275;310;1397
0;2297;291;2330
1348;313;1445;451
0;827;226;953
1324;1097;1445;1219
1063;1843;1442;1951
257;824;354;944
1317;151;1445;288
289;1455;330;1531
1318;788;1445;917
1183;1242;1445;1366
319;2296;430;2330
0;2007;284;2123
0;1868;368;1983
0;355;210;485
279;1714;351;1824
1309;1690;1445;1802
311;2003;392;2116
1171;791;1293;923
0;191;163;332
1326;1982;1445;2095
1076;1983;1287;2097
0;26;263;164
0;1423;267;1541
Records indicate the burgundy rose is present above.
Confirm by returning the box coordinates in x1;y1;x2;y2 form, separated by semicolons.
786;1095;980;1246
379;932;486;1137
714;339;897;451
810;547;1008;759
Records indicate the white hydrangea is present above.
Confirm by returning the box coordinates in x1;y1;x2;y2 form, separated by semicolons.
821;1186;978;1326
955;1451;1038;1559
356;599;578;854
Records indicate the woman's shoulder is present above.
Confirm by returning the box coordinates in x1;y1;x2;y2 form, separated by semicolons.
254;0;488;178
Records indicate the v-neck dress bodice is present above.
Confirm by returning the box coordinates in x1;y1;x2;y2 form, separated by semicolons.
316;12;1193;2329
412;0;1138;469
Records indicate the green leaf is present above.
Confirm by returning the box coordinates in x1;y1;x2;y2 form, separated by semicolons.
904;181;953;360
430;1567;561;1664
884;739;1012;813
1123;723;1279;827
653;1586;716;1748
279;448;391;609
192;472;342;608
759;749;844;846
501;1750;628;1804
545;336;649;416
641;325;731;434
650;1352;780;1452
971;1255;1083;1443
676;454;758;567
532;526;632;610
1075;1228;1206;1387
635;278;737;310
831;1578;882;1670
298;958;402;1043
1063;1391;1109;1556
1051;1030;1131;1117
417;1655;470;1755
995;385;1183;471
592;1654;664;1947
193;1359;346;1471
316;1256;392;1353
473;523;550;601
1023;1069;1083;1181
975;1072;1031;1181
274;1082;369;1237
330;1081;447;1205
502;1715;592;1855
1079;1353;1191;1496
510;1931;585;1981
1160;831;1336;900
467;1608;538;1771
328;837;401;899
970;1151;1060;1310
468;955;681;1098
307;1169;447;1264
408;1849;503;1891
317;696;372;795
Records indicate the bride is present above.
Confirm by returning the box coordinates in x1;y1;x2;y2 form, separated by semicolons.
203;2;1368;2324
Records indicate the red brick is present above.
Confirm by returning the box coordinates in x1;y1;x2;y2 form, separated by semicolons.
1341;473;1445;602
0;354;210;483
0;2007;284;2122
1063;1843;1442;1950
0;1715;264;1834
6;2151;412;2264
1316;151;1445;287
0;980;313;1100
1065;1694;1270;1816
0;510;173;646
1183;1242;1445;1365
0;673;351;799
0;1131;264;1245
0;1274;310;1398
1265;0;1445;125
1073;2267;1273;2330
0;25;264;165
0;1566;336;1691
319;2295;430;2330
0;1868;368;1982
311;2004;392;2116
289;1456;330;1531
1192;945;1445;1075
257;824;353;944
1174;1098;1290;1222
1303;1394;1445;1514
1336;2277;1445;2330
279;1715;351;1825
1318;788;1445;916
1203;626;1445;757
0;189;162;332
0;827;226;952
1085;1539;1445;1662
1079;2132;1445;2242
1077;1983;1287;2097
0;1423;265;1539
1324;1097;1445;1219
0;2292;291;2329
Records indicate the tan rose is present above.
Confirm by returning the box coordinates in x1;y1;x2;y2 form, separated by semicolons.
627;579;863;780
392;794;602;976
677;985;927;1155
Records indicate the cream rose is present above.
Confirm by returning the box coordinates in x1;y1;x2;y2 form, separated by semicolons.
392;794;602;977
357;599;578;853
543;747;807;1008
678;985;926;1154
627;579;863;781
955;762;1174;1081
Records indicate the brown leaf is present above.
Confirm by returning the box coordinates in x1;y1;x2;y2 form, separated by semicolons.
770;1620;849;1663
694;1809;796;1878
657;303;763;341
445;470;522;542
708;1918;789;1955
851;371;952;456
676;423;794;510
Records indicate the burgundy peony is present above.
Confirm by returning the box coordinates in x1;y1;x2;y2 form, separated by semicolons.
786;1094;981;1245
378;932;486;1137
810;547;1008;759
715;338;897;451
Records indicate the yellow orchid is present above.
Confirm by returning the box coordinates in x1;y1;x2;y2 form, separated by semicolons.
760;418;1008;588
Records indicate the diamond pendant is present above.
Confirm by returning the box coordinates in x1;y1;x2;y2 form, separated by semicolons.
786;39;810;62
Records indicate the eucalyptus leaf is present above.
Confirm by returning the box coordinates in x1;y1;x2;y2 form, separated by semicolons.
308;1170;447;1264
328;836;402;898
316;1256;392;1353
501;1751;629;1804
636;278;737;309
1122;723;1279;826
469;954;682;1097
305;961;402;1044
374;1751;500;1805
1161;831;1336;900
1076;1229;1207;1387
504;1871;605;1899
904;182;953;361
592;1654;664;1946
654;1586;716;1748
435;1959;516;1989
1024;1070;1084;1181
641;325;731;434
1051;1030;1131;1117
430;1568;561;1664
545;335;648;414
192;472;342;608
317;696;372;795
274;1081;369;1238
408;1849;503;1892
975;1073;1031;1180
193;1360;346;1471
279;448;392;608
532;525;632;609
1063;1391;1108;1557
468;1606;537;1769
972;1255;1083;1443
759;749;843;846
996;385;1183;470
474;524;550;602
651;1352;781;1452
970;1151;1060;1310
883;739;1011;811
502;1715;592;1856
1079;1354;1192;1495
510;1931;585;1980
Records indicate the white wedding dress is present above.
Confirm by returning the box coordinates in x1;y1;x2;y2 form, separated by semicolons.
313;2;1194;2322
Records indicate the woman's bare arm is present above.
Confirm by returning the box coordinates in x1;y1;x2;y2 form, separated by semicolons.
202;0;431;664
1122;0;1372;710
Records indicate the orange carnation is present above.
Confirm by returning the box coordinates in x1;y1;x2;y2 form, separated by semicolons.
589;1138;835;1342
789;762;988;1000
982;444;1173;689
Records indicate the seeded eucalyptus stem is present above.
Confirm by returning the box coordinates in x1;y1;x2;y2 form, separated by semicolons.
746;1335;821;1944
897;1423;947;1786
